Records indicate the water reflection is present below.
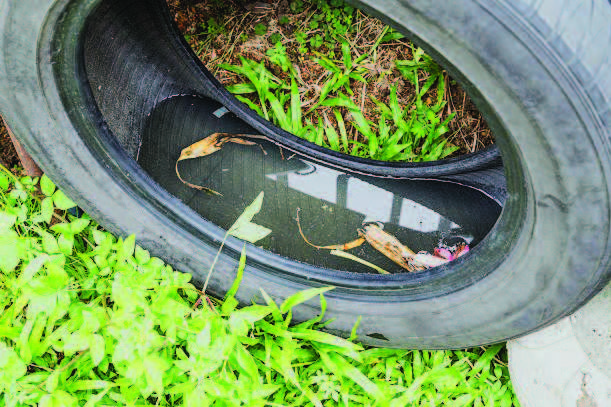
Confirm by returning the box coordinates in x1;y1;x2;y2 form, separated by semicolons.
138;95;500;273
268;162;464;238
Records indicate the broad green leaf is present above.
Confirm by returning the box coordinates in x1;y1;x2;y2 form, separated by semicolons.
0;230;21;272
45;369;60;392
69;218;90;235
228;192;272;243
0;210;17;230
18;254;48;287
58;233;74;255
144;356;168;395
40;174;56;196
52;190;76;210
69;380;115;391
50;222;71;235
469;343;504;378
236;95;264;116
341;41;352;70
0;171;9;191
229;305;272;336
280;286;334;313
233;343;259;379
39;390;78;407
290;329;362;351
226;83;257;94
134;246;150;265
32;197;54;224
90;334;106;366
327;353;383;399
118;234;136;260
223;245;246;315
0;342;27;386
267;92;290;130
324;117;340;151
252;383;280;399
259;289;283;323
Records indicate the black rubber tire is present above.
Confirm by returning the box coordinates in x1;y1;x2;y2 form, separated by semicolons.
1;0;610;349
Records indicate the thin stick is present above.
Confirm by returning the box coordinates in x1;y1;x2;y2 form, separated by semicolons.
296;208;365;250
175;160;222;196
330;250;390;274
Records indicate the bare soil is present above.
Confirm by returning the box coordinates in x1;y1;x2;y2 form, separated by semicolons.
0;120;19;169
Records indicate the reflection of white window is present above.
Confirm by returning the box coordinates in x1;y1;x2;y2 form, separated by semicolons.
266;163;340;204
266;165;463;233
399;199;442;232
347;178;393;223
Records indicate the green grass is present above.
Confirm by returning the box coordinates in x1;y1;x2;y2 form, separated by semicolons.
0;166;520;406
184;0;462;162
221;39;457;162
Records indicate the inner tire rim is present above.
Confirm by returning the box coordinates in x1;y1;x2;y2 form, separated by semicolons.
45;0;513;289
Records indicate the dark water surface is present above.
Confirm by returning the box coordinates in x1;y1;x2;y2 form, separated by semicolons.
138;96;501;273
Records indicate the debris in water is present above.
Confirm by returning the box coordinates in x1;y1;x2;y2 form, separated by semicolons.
296;209;470;274
175;132;268;195
228;191;272;244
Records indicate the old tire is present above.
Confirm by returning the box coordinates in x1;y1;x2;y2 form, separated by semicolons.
0;0;610;348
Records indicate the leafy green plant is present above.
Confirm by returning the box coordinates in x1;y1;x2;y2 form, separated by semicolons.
0;167;519;405
290;0;305;13
269;32;282;45
202;17;226;38
254;23;268;36
219;33;458;162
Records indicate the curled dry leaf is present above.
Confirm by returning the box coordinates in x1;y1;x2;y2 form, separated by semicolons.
296;210;459;273
412;252;451;268
175;132;268;195
357;223;425;272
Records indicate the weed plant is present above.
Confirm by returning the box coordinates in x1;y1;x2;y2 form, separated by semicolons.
0;166;519;406
222;38;457;162
177;0;471;162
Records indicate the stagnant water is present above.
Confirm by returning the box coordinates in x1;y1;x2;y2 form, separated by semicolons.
138;95;501;273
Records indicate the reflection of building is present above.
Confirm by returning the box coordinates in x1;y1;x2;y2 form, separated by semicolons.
267;160;464;236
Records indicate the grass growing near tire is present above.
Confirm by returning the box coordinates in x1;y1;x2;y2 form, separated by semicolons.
171;0;494;161
0;166;520;406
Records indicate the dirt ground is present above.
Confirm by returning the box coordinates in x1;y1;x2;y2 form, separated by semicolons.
0;120;19;169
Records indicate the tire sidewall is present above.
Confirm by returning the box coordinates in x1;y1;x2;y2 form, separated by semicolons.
1;0;610;348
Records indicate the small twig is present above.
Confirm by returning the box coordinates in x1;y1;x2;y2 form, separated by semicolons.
330;250;390;274
296;208;365;250
360;82;367;112
175;160;222;196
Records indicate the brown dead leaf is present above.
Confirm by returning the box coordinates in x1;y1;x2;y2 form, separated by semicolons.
411;252;450;268
358;224;424;272
175;132;268;195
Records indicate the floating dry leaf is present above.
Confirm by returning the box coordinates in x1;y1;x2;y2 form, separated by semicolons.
229;191;272;244
296;209;451;273
357;223;424;272
175;132;268;195
411;252;450;268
